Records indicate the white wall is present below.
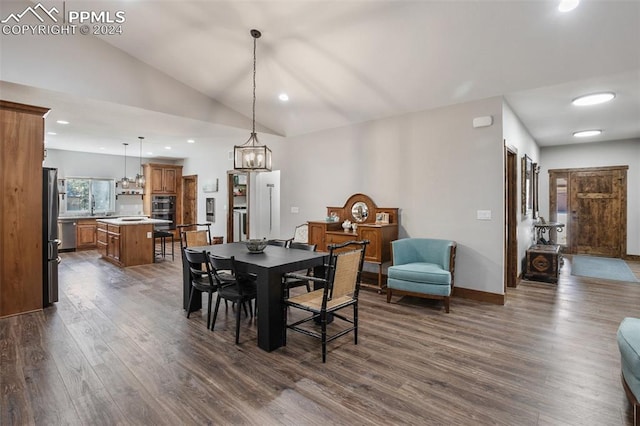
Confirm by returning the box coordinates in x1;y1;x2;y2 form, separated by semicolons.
180;135;285;240
502;101;540;275
278;97;506;295
539;139;640;256
0;18;262;133
43;148;179;215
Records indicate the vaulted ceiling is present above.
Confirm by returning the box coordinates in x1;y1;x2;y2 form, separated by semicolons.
1;0;639;159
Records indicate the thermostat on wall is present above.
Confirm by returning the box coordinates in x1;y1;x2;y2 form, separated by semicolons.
473;116;493;128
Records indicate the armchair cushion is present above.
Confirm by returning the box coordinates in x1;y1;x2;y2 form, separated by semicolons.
388;263;451;287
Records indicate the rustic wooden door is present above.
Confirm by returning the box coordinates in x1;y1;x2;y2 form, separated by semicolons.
569;167;627;257
182;175;197;227
505;145;518;288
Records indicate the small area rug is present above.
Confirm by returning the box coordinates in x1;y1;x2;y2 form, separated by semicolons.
571;255;639;283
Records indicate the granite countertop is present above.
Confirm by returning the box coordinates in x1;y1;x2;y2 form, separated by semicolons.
58;215;147;221
96;217;171;226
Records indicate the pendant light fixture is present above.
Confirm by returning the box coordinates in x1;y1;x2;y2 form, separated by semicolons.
121;142;130;189
135;136;145;188
234;29;272;172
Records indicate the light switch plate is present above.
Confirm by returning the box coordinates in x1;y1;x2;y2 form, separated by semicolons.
291;206;299;214
477;210;492;220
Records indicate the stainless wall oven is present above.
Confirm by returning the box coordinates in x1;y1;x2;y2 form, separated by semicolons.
151;195;176;230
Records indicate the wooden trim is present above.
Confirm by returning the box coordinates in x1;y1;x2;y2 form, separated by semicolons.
549;165;629;173
452;287;505;305
0;308;43;319
625;255;640;262
0;100;49;115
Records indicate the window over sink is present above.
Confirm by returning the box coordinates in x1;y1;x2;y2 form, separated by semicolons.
65;178;115;214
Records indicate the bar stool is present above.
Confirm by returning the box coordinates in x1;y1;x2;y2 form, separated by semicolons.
154;230;174;261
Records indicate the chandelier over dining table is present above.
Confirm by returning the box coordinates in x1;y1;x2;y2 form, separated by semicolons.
234;29;272;172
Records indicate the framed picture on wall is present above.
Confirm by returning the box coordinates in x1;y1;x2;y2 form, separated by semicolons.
521;155;533;216
532;162;540;219
375;212;389;224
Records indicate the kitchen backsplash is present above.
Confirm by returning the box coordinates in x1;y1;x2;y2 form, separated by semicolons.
116;197;144;216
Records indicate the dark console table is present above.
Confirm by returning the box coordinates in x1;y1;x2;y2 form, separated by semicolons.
533;221;565;245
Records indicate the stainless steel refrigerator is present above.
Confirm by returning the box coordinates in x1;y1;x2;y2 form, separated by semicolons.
43;167;60;306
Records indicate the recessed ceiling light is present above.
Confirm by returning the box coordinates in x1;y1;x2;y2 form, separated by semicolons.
56;120;69;124
572;92;615;106
558;0;579;12
99;147;106;150
279;93;289;102
165;146;171;150
187;139;195;143
47;132;57;135
573;129;602;138
147;152;153;155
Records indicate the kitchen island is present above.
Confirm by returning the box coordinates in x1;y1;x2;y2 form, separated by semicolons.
96;218;171;267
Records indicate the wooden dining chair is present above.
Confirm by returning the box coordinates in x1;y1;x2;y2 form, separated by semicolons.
283;242;317;298
283;240;368;362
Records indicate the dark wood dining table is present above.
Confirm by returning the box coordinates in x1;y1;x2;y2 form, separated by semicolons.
184;242;326;352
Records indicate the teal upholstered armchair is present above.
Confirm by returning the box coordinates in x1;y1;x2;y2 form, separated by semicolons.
386;238;457;313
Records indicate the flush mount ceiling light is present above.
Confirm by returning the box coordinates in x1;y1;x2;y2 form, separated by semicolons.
558;0;579;12
572;92;616;106
121;142;131;189
56;120;69;124
278;93;289;102
573;129;602;138
234;29;272;172
135;136;145;188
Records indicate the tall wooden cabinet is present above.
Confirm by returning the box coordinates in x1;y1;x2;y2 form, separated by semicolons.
0;100;49;317
143;163;183;236
308;193;398;293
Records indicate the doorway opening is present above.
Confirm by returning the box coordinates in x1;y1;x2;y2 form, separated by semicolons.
227;171;249;243
182;175;197;228
505;144;518;289
549;165;628;258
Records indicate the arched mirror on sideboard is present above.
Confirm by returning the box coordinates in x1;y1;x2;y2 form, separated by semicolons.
307;193;398;293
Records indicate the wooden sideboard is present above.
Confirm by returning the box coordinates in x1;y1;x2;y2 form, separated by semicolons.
308;194;398;293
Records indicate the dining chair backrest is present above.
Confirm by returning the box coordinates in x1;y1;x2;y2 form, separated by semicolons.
330;247;365;300
292;224;309;244
178;223;212;249
207;254;235;284
185;230;210;247
267;239;287;247
288;241;317;252
183;249;215;287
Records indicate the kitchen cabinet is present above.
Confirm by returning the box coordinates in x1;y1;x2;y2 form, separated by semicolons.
98;223;121;265
143;164;183;233
97;221;155;267
76;219;97;249
145;164;181;194
308;193;398;293
97;225;107;257
1;100;49;318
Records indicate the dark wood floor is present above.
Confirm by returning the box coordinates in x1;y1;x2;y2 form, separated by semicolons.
2;247;640;425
